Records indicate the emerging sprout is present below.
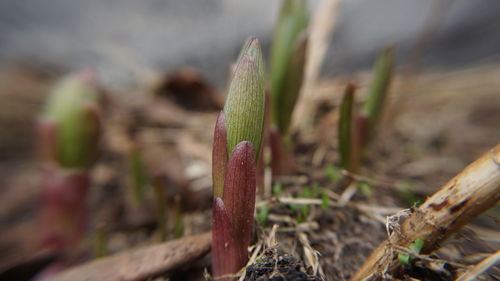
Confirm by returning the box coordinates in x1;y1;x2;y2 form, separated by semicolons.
270;0;308;136
398;238;425;265
212;38;265;279
335;47;395;177
37;71;102;253
40;71;101;169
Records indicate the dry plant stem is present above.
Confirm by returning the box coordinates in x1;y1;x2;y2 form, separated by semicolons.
350;143;500;281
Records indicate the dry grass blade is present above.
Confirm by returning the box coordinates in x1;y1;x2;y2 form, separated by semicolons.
298;232;324;278
350;143;500;281
455;251;500;281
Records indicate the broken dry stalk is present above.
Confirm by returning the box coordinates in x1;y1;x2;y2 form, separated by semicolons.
37;71;102;253
350;143;500;281
212;38;265;280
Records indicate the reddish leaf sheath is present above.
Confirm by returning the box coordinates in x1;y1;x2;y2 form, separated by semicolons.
39;167;90;252
212;112;228;198
212;198;244;280
222;141;256;261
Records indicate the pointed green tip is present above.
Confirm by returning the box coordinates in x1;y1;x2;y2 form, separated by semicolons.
224;54;265;161
237;37;265;81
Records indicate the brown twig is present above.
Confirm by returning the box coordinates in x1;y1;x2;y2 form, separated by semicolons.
46;232;211;281
350;143;500;281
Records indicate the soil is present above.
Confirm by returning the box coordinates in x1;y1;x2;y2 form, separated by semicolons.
244;248;321;281
0;62;499;281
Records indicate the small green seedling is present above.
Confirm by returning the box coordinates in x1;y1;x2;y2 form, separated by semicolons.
358;181;373;198
321;193;329;211
273;182;283;196
296;187;312;223
398;238;425;265
325;164;342;184
38;71;102;253
256;205;270;227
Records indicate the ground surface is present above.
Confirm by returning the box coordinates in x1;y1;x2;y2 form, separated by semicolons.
0;61;499;280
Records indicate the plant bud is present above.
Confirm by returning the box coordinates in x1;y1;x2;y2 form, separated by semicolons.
224;55;264;160
40;71;101;169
